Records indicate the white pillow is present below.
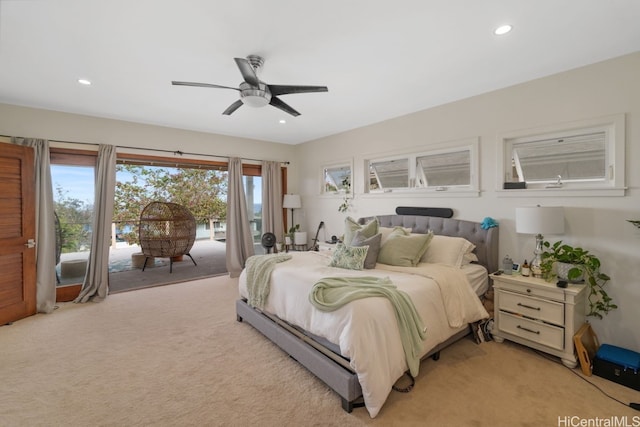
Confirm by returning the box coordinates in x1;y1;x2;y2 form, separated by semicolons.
463;252;479;265
420;235;476;268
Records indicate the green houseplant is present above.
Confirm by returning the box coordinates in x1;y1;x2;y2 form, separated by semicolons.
540;240;616;319
285;224;300;244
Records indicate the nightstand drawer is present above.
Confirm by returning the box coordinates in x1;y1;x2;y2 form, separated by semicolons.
497;280;564;302
498;311;564;350
498;290;564;325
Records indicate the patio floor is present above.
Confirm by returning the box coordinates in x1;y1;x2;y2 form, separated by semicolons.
58;239;232;293
107;239;230;293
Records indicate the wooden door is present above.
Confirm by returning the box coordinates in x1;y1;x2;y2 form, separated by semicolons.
0;142;36;325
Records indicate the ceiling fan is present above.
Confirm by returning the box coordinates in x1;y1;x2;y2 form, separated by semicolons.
171;55;328;117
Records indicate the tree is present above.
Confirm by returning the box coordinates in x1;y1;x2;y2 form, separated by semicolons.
54;185;93;253
113;165;227;244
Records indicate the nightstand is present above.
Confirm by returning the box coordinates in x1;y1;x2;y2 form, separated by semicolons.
491;273;586;368
317;242;337;252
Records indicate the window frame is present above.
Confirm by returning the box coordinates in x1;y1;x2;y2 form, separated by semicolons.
497;114;626;197
363;138;479;197
321;160;353;196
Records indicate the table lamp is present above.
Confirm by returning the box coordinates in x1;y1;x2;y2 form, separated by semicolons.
516;206;565;277
282;194;302;232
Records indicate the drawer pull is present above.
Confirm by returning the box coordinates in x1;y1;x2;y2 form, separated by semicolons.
517;302;541;311
517;325;540;335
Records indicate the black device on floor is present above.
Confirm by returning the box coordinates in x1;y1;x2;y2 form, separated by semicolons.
592;344;640;392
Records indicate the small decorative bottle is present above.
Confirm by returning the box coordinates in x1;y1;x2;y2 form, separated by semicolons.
521;260;531;277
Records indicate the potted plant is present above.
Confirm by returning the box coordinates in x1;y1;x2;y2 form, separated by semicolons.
294;229;307;246
285;224;299;245
540;240;616;319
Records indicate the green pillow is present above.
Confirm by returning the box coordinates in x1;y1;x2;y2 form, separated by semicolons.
329;243;369;270
343;216;379;245
377;230;434;267
351;231;382;269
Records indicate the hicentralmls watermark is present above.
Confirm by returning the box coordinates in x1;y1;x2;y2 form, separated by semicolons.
558;416;640;427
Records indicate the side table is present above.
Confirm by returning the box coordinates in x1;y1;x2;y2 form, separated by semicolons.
491;273;586;368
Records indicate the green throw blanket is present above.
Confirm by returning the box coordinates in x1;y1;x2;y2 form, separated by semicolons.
309;276;426;377
245;253;292;309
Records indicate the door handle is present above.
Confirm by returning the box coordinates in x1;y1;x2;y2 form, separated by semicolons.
24;239;36;248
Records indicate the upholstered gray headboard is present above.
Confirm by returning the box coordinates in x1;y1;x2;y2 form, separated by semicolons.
359;214;499;274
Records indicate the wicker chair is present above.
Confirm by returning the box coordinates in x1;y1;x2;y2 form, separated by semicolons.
138;202;197;273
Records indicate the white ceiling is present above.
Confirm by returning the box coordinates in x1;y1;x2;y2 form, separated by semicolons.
1;1;639;145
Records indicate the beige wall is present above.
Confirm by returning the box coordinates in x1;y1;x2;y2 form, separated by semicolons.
295;52;640;350
0;103;294;166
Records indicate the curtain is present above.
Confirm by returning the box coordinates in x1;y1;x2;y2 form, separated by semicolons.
225;157;255;277
75;144;116;303
11;137;57;313
261;161;284;243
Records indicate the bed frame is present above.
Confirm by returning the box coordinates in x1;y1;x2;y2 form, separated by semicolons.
236;214;499;412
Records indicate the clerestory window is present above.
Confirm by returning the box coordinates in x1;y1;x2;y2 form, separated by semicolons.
366;138;478;195
500;114;625;195
323;162;352;194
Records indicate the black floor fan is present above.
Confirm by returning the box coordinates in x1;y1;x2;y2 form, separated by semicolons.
261;232;277;253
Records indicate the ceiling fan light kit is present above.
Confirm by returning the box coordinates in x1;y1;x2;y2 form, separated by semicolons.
240;82;271;107
172;55;328;117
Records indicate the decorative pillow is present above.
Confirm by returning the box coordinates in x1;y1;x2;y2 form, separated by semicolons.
329;243;369;270
377;229;433;267
420;235;476;268
379;226;411;246
351;231;382;269
343;216;379;245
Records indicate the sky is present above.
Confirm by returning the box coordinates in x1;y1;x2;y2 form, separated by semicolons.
50;164;95;203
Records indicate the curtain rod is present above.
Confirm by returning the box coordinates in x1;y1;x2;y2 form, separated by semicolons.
1;134;290;165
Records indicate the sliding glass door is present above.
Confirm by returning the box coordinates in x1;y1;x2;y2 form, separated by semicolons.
50;149;96;287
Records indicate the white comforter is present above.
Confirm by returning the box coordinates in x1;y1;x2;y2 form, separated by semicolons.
238;251;488;418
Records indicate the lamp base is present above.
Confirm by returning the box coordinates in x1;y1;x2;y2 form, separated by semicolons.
531;233;544;277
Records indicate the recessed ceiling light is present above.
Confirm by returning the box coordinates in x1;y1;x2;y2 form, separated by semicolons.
279;119;286;124
77;79;92;85
494;24;512;35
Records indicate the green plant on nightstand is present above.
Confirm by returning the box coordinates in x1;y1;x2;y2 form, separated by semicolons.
540;240;616;319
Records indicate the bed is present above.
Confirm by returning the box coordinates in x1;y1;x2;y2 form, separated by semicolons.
236;213;499;418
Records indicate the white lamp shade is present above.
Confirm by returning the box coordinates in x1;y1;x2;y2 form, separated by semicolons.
282;194;302;209
515;206;565;235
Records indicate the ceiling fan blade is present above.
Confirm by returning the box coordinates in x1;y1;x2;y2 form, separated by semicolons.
268;85;329;97
222;99;244;115
172;81;239;91
269;97;300;117
234;58;260;87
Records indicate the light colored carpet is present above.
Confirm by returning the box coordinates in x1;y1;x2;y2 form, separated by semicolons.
1;275;638;426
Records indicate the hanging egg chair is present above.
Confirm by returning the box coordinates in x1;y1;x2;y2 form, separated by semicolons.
138;202;197;273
